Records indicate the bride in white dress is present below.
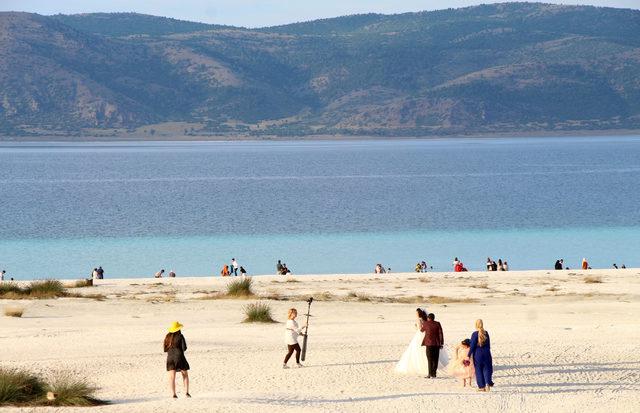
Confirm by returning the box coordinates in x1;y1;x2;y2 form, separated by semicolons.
395;308;449;375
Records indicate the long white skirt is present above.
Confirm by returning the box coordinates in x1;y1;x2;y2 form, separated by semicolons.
395;331;449;375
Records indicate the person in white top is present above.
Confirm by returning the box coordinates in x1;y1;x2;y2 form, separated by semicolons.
283;308;306;369
0;270;5;281
231;258;239;276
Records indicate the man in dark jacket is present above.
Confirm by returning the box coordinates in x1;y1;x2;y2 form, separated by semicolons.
421;313;444;378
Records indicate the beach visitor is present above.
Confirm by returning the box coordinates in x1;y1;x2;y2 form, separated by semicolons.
582;258;589;270
421;313;444;379
220;265;230;276
91;268;98;279
164;321;190;399
282;263;291;275
421;261;427;272
449;339;474;387
283;308;306;369
97;266;104;279
554;259;563;270
498;259;504;271
0;270;5;281
491;260;498;271
415;262;422;273
240;266;247;277
168;270;176;278
277;260;284;275
155;269;165;278
621;264;626;269
468;319;494;392
231;258;239;276
486;258;492;271
453;257;460;270
503;261;509;271
613;263;618;269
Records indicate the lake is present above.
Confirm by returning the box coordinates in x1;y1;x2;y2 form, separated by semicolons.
1;136;639;279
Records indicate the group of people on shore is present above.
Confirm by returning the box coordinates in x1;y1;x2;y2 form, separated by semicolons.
486;258;508;271
414;261;432;273
276;260;292;275
220;258;247;277
155;269;176;278
395;309;494;391
374;264;391;274
91;266;104;279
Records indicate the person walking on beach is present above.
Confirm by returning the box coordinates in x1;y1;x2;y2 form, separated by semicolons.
231;258;238;276
164;321;191;399
97;266;104;279
283;308;306;369
155;269;165;278
421;313;444;378
91;268;99;280
467;319;494;392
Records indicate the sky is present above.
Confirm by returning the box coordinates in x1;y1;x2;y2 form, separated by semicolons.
0;1;638;28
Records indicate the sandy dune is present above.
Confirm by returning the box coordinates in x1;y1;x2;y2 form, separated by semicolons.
1;269;639;412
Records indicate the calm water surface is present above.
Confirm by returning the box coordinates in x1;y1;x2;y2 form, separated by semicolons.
1;136;639;279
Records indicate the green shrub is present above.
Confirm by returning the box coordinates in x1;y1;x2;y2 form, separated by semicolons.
242;302;276;323
46;376;104;406
0;368;46;405
226;277;254;297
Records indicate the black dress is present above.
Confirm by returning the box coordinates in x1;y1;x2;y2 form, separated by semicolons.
165;332;190;372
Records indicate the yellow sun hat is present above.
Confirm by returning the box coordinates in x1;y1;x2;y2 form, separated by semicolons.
168;321;183;333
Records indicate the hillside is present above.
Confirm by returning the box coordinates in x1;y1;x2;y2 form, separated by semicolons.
1;2;640;138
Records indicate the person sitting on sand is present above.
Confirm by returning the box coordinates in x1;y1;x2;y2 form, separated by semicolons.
91;268;98;279
97;266;104;279
486;258;493;271
453;257;460;270
582;258;589;270
283;308;306;369
554;259;563;270
415;262;422;273
449;338;474;387
282;263;291;275
164;321;190;399
503;261;509;271
240;266;247;277
155;269;165;278
467;319;494;392
454;261;467;272
277;260;284;275
221;265;230;276
168;270;176;278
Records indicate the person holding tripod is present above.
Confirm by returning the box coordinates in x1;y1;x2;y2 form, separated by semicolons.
282;308;306;369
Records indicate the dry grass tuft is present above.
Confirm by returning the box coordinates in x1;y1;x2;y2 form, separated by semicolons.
546;286;560;292
471;282;489;289
3;306;24;317
242;302;276;323
418;277;429;283
67;279;93;288
584;276;603;284
226;277;254;297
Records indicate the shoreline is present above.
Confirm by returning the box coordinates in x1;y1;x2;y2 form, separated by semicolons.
1;129;640;143
4;267;639;283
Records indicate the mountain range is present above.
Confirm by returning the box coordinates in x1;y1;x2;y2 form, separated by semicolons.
1;2;639;138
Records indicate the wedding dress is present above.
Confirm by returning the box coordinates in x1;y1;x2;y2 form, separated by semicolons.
395;321;449;375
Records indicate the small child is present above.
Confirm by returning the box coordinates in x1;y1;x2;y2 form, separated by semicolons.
448;338;475;387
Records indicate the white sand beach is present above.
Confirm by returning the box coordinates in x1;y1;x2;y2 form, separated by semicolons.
2;269;639;412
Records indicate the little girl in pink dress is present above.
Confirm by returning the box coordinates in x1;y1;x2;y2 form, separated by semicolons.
448;339;475;387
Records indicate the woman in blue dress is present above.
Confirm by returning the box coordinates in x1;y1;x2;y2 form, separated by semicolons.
467;319;494;391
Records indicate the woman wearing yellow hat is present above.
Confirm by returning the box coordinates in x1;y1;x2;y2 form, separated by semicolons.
164;321;191;398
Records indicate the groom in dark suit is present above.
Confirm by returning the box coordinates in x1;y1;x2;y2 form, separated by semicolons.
421;313;444;378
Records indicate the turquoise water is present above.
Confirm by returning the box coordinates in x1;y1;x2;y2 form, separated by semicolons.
1;137;639;279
